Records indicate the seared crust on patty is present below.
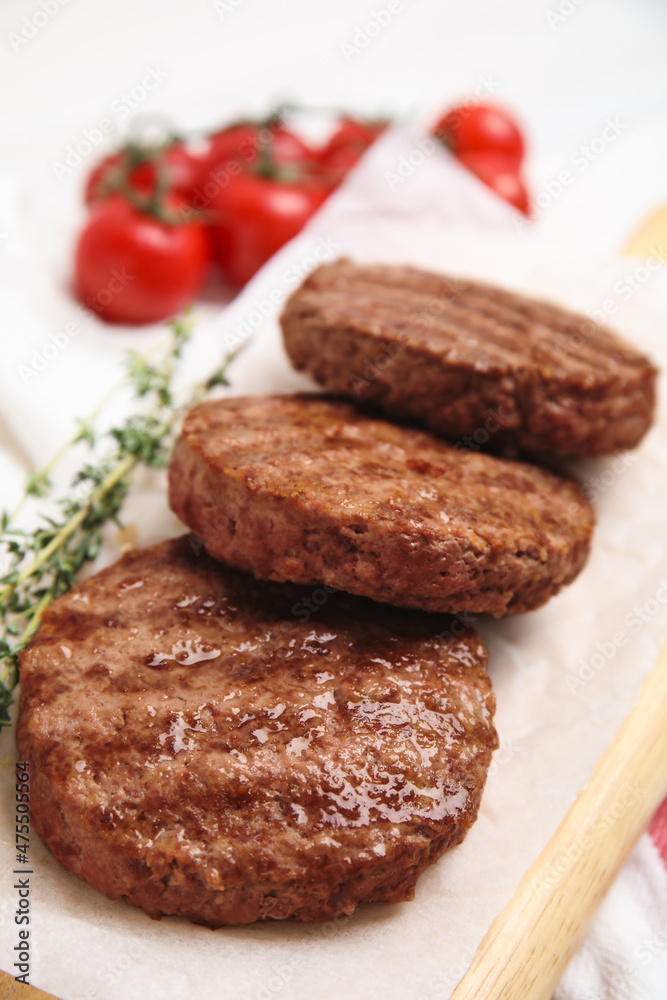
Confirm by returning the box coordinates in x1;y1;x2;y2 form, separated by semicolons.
168;394;595;616
17;537;497;926
280;259;657;457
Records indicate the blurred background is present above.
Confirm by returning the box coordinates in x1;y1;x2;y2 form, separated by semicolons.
1;0;667;251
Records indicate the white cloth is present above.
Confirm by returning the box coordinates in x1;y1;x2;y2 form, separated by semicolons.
554;837;667;1000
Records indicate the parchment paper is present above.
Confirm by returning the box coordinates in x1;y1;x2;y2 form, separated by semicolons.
1;127;666;1000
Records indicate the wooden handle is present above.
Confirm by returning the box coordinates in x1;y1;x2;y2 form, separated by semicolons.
450;636;667;1000
0;971;59;999
622;205;667;257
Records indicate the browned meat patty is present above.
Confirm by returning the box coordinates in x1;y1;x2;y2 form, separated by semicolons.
280;259;657;457
168;395;595;616
17;537;497;926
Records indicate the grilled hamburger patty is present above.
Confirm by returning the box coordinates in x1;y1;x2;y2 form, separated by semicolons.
168;395;595;616
17;537;497;925
280;260;657;456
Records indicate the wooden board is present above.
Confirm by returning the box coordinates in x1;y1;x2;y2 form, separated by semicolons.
450;637;667;999
623;206;667;257
0;970;59;999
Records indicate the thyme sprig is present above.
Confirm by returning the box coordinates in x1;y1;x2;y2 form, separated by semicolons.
0;313;235;725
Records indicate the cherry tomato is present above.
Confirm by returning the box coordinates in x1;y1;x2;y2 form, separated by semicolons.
209;174;328;287
193;123;320;217
85;152;125;203
318;143;366;189
318;117;387;188
84;143;204;205
457;151;530;216
75;194;210;324
320;117;387;164
433;104;525;164
203;124;314;178
156;143;207;199
262;125;315;167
